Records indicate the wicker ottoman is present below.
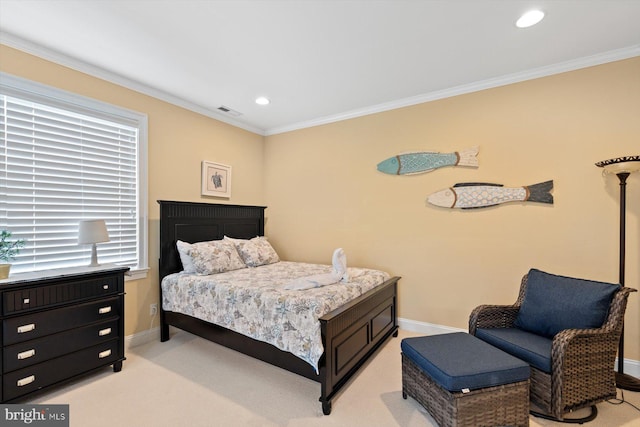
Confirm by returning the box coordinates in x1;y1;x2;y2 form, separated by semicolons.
401;332;530;427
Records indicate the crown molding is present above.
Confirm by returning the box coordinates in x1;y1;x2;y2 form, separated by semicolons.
3;31;637;138
265;45;640;136
0;32;267;136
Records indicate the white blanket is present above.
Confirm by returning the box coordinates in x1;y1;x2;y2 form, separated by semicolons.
283;248;349;290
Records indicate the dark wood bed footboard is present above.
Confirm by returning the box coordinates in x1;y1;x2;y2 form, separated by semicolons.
319;275;399;414
157;200;400;415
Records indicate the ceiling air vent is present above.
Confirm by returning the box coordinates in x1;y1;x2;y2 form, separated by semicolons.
217;105;243;117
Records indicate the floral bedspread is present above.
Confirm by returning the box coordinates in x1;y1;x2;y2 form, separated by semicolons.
161;261;390;371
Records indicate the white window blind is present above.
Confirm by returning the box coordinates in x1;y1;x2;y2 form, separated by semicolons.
1;73;148;275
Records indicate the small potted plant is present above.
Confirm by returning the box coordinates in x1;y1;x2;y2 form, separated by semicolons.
0;230;25;279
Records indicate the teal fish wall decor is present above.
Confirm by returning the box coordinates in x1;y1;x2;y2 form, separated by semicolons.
427;180;553;209
377;146;479;175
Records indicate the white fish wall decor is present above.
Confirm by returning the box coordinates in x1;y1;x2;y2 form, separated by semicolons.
427;180;553;209
377;146;479;175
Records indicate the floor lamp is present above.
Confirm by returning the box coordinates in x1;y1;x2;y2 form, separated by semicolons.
596;155;640;392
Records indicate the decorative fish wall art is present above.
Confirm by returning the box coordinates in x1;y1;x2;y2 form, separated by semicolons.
427;180;553;209
377;146;479;175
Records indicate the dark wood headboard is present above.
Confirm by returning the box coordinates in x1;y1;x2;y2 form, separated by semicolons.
157;200;266;280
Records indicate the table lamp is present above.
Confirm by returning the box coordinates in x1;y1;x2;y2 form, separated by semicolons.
78;219;110;267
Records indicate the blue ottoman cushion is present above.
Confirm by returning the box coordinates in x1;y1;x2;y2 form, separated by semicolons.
401;332;529;392
475;327;553;373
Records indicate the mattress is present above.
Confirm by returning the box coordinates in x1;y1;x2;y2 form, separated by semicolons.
161;261;390;370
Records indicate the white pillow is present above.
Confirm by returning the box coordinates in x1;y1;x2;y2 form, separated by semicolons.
176;240;197;273
224;236;280;267
176;239;245;275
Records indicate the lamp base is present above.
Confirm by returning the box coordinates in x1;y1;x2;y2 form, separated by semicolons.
88;243;101;267
616;372;640;392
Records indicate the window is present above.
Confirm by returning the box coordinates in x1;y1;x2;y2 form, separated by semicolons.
1;73;148;278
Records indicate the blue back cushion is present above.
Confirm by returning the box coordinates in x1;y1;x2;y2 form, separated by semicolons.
514;269;620;338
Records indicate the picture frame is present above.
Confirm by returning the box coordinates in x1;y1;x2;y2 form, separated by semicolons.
201;161;232;198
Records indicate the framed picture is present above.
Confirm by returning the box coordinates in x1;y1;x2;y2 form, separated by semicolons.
201;161;232;198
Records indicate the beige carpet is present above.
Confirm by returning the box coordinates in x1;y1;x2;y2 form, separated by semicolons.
32;330;640;426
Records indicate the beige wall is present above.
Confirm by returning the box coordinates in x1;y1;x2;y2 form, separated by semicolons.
1;45;638;362
0;45;266;337
264;57;640;361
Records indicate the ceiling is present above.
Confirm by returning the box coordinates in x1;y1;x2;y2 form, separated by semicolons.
1;1;639;136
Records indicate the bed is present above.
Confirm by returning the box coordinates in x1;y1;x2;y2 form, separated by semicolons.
158;200;400;415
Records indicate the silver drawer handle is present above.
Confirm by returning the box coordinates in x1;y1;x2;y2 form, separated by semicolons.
23;298;30;304
98;306;112;314
99;327;112;336
17;323;36;333
17;375;35;387
98;349;112;359
17;349;36;360
103;284;109;290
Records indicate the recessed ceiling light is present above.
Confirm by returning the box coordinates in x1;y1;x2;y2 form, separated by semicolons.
516;10;545;28
255;96;270;105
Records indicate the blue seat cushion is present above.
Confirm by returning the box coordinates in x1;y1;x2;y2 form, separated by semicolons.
514;268;620;338
475;327;553;373
401;332;529;392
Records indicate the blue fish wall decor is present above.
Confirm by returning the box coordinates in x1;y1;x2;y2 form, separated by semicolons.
427;180;553;209
377;146;479;175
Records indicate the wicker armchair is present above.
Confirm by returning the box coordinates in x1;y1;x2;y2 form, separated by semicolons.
469;271;636;421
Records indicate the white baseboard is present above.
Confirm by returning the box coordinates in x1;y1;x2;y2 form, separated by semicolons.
616;358;640;378
125;327;160;352
398;317;466;335
397;317;640;378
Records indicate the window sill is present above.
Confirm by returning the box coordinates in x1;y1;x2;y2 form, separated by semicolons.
125;267;149;282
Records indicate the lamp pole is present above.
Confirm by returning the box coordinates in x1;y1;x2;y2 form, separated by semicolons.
614;171;640;391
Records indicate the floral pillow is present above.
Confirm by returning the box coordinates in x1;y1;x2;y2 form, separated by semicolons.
176;239;246;275
224;236;280;267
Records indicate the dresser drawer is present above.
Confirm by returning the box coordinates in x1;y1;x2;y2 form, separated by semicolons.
3;339;121;402
3;318;120;373
3;274;122;315
3;296;120;346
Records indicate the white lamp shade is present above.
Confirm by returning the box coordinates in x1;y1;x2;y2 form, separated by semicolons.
78;220;110;244
602;161;640;174
596;155;640;174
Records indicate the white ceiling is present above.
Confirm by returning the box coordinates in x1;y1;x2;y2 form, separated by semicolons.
1;1;639;136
